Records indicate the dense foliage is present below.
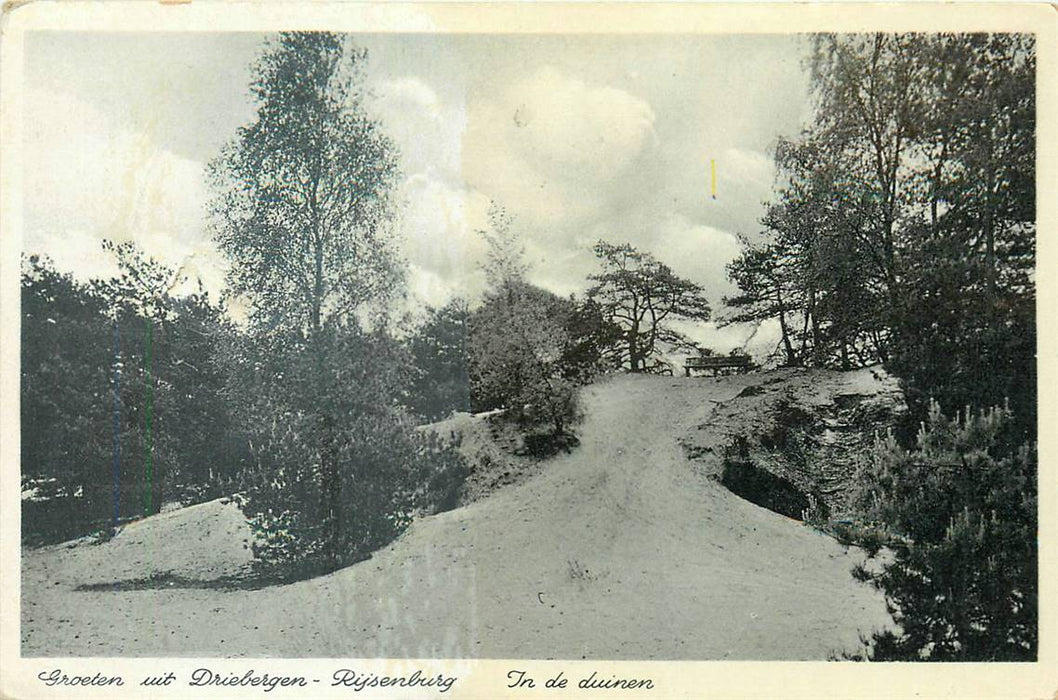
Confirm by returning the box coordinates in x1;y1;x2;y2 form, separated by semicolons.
852;402;1037;660
724;34;1035;429
21;251;239;544
225;326;466;577
469;282;580;435
405;299;472;422
464;208;617;443
22;256;114;543
208;32;403;333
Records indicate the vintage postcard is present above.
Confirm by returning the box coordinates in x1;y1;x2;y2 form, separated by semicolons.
1;2;1056;699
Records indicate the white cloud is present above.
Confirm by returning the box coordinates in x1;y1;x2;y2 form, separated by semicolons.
654;214;742;301
508;66;656;184
373;75;496;308
379;76;442;116
406;264;457;310
463;66;656;228
370;75;464;179
721;147;774;191
398;174;492;306
23;34;813;321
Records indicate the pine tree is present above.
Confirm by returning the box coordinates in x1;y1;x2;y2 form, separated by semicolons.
722;240;801;366
852;401;1037;660
588;241;711;372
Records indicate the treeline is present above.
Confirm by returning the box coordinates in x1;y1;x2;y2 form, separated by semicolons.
409;209;714;439
21;34;471;578
21;247;244;544
723;33;1037;661
725;33;1035;437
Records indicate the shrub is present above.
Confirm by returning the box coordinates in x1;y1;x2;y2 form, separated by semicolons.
241;419;468;581
230;328;469;581
852;400;1037;660
828;520;895;557
468;281;584;435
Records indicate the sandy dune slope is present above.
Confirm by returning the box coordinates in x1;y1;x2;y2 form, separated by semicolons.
21;371;891;659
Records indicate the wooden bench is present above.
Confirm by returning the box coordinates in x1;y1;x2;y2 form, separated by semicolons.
684;355;752;377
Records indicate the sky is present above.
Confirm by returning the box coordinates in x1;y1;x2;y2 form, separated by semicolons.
23;31;813;352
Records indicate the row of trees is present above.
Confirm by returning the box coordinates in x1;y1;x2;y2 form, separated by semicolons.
20;35;465;577
724;33;1035;435
721;33;1038;661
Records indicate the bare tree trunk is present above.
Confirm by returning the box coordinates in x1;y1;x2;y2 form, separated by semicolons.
775;286;797;366
306;165;340;572
931;136;947;235
627;323;640;372
808;288;822;365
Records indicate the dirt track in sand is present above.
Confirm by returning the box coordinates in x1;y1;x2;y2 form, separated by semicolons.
21;370;891;659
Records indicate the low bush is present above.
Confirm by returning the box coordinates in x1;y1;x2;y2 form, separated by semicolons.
241;425;468;582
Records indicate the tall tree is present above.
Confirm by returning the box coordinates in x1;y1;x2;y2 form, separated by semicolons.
465;208;604;440
728;33;1035;404
722;240;801;367
810;33;926;307
208;32;457;575
888;33;1036;436
209;32;402;337
746;33;1040;662
96;241;247;517
95;240;183;517
587;241;711;372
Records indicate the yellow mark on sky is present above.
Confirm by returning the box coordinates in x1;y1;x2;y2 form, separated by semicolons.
710;158;717;199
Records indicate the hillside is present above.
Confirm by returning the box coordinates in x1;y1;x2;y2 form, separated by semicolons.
22;370;894;659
